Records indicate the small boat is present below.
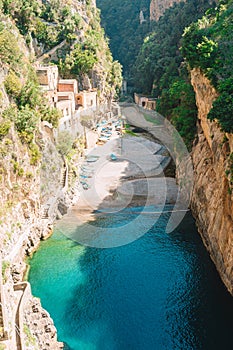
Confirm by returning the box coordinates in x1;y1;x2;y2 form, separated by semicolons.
98;137;109;142
82;183;89;190
86;155;100;162
110;153;117;161
81;165;93;172
80;173;92;178
87;158;98;162
101;131;112;136
80;180;90;190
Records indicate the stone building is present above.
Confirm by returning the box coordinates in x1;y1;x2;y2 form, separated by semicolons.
56;100;73;119
134;93;156;110
57;92;76;113
36;65;58;91
36;65;59;105
36;66;100;131
76;90;97;109
58;79;78;94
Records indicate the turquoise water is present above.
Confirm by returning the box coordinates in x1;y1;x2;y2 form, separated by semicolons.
29;208;233;350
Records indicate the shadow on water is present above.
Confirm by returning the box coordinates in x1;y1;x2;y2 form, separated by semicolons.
165;215;233;350
36;211;233;350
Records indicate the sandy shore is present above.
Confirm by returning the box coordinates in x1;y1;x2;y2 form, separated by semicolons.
56;126;178;238
76;133;175;204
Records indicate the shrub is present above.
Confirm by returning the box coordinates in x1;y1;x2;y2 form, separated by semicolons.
2;105;18;121
181;24;218;71
29;142;41;165
32;18;48;42
18;167;24;176
14;106;38;141
208;92;233;133
23;323;36;346
17;79;41;109
32;18;59;49
62;43;98;76
25;171;33;178
4;138;12;145
157;78;197;150
0;120;11;139
4;71;22;98
0;30;23;70
2;0;40;35
2;260;10;284
13;161;19;174
182;3;233;133
56;131;74;156
41;106;62;128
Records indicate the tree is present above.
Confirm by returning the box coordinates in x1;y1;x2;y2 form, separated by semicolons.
63;43;98;75
56;131;74;156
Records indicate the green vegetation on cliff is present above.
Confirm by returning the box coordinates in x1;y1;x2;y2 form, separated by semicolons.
131;0;213;148
0;0;122;146
0;0;122;97
0;23;61;138
182;0;233;132
97;0;150;78
0;0;122;212
133;0;214;94
156;75;198;149
0;23;46;167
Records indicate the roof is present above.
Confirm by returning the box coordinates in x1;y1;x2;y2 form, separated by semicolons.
58;79;77;85
36;65;58;72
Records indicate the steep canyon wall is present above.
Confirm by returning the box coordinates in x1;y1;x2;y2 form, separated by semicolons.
191;68;233;294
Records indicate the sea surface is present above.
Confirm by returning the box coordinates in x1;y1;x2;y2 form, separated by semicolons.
28;207;233;350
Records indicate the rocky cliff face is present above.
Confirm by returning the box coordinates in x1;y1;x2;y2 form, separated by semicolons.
0;0;111;347
0;118;72;348
37;0;121;103
150;0;185;21
191;68;233;294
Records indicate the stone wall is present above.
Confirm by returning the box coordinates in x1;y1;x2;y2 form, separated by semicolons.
191;68;233;294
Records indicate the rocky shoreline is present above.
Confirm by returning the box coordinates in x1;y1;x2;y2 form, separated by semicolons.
0;120;83;349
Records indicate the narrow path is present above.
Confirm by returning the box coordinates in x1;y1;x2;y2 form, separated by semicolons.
36;39;67;63
13;283;31;350
5;220;32;262
14;289;23;350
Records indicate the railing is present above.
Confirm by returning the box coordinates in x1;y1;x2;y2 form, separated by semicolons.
13;282;31;350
